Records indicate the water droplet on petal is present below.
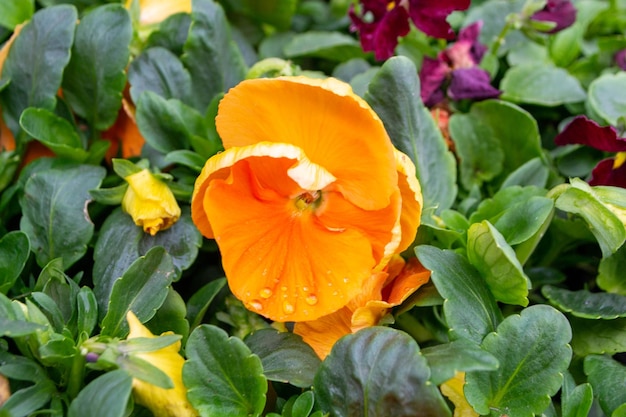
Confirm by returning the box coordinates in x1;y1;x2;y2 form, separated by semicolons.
305;295;318;305
302;286;309;292
332;291;339;296
249;300;263;311
283;301;294;314
343;277;349;283
281;286;288;292
259;288;273;299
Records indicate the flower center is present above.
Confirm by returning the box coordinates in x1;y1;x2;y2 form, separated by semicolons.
294;190;322;211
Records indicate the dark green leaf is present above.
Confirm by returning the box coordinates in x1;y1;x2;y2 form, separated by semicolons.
0;0;34;29
100;247;175;337
146;287;190;342
67;370;132;417
163;150;206;172
314;327;450;417
543;286;626;319
186;277;227;329
465;305;572;417
19;165;106;269
569;316;626;355
500;64;586;106
365;56;457;214
416;245;503;343
30;292;65;332
61;4;132;130
39;334;77;366
128;47;192;104
584;355;626;417
182;0;246;111
0;231;30;294
184;324;267;417
245;328;321;388
598;244;626;296
117;354;173;389
76;286;98;339
145;13;191;56
291;391;315;417
284;31;367;61
421;338;499;386
228;0;297;30
0;5;77;136
588;72;626;126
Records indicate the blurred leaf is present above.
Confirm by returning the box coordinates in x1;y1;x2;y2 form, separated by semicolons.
421;338;499;386
543;286;626;319
100;247;175;337
588;72;626;126
186;278;227;329
500;157;550;191
416;245;503;344
465;305;572;417
163;150;206;172
0;231;29;294
314;327;451;417
245;328;321;388
584;355;626;417
465;0;527;56
570;316;626;355
284;31;367;61
19;165;106;269
61;4;131;131
0;293;45;337
182;0;247;111
366;56;457;214
0;5;76;136
598;244;626;296
227;0;297;30
145;13;192;56
0;0;34;29
184;324;267;417
500;64;586;106
128;47;192;104
67;369;132;417
561;372;593;417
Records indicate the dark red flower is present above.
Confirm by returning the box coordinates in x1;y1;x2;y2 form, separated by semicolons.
408;0;471;40
615;49;626;71
531;0;577;33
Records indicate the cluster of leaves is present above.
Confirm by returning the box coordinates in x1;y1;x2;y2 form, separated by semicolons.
1;0;626;416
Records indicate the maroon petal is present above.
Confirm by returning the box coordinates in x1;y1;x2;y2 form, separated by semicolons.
531;0;577;33
419;56;450;106
589;158;626;188
554;116;626;152
349;2;410;60
447;67;501;101
408;0;471;40
458;21;488;63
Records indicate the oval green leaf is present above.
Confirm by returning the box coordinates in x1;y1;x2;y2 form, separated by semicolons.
67;370;132;417
598;244;626;296
588;72;626;126
0;231;30;294
543;285;626;319
570;316;626;356
584;355;626;417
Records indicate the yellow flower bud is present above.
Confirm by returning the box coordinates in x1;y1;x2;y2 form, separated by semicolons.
126;311;198;417
122;169;181;236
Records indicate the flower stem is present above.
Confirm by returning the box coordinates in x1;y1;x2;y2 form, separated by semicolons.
66;352;86;399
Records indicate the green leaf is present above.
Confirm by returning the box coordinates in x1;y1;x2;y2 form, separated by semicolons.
128;47;192;104
76;286;98;339
184;324;267;417
493;196;554;246
465;0;527;56
584;355;626;417
227;0;297;30
467;221;531;306
61;4;132;131
500;64;586;106
569;316;626;355
598;244;626;296
245;328;321;388
284;31;367;61
365;56;457;214
0;231;30;294
416;245;503;343
93;208;201;315
0;5;77;136
19;107;89;162
0;0;34;29
314;327;451;417
543;286;626;319
588;72;626;126
67;370;132;417
163;150;206;172
19;165;106;269
421;338;499;386
561;372;593;417
500;157;550;189
0;294;46;337
182;0;247;111
117;354;173;389
146;287;190;342
100;247;175;337
465;305;572;417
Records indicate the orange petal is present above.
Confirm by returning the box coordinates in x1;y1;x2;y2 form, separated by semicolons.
395;149;423;253
293;306;353;359
102;98;145;161
215;77;398;211
0;115;15;152
384;257;431;306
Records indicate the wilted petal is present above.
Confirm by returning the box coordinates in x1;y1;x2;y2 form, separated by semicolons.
448;67;501;101
554;116;626;152
408;0;471;40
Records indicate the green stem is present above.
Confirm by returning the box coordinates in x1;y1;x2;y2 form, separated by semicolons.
66;352;86;400
395;312;433;343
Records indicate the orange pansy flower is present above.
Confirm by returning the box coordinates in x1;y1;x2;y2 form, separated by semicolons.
102;95;145;161
192;76;423;322
293;255;431;359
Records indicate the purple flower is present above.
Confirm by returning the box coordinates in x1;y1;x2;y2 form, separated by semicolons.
349;0;470;61
615;49;626;71
554;115;626;188
418;21;501;107
531;0;577;33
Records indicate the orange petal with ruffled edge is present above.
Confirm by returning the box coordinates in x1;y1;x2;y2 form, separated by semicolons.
215;77;398;211
293;305;353;359
395;149;423;253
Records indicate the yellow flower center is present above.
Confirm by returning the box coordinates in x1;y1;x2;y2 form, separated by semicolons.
294;190;322;211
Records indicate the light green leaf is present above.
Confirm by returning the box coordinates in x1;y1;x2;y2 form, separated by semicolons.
570;316;626;356
561;372;593;417
366;56;457;214
0;5;76;136
588;72;626;126
598;244;626;296
584;355;626;417
100;247;175;337
494;196;554;246
284;31;367;61
314;327;451;417
415;246;502;344
245;328;321;388
61;4;131;131
184;324;267;417
500;157;550;191
67;370;132;417
0;231;30;294
465;305;572;417
543;286;626;319
0;0;34;29
19;165;106;269
501;64;586;106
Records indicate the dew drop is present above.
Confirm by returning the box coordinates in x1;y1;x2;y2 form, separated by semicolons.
283;301;295;314
343;277;349;283
302;286;309;292
249;300;263;311
305;295;318;305
259;288;273;299
332;291;339;296
281;286;288;292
